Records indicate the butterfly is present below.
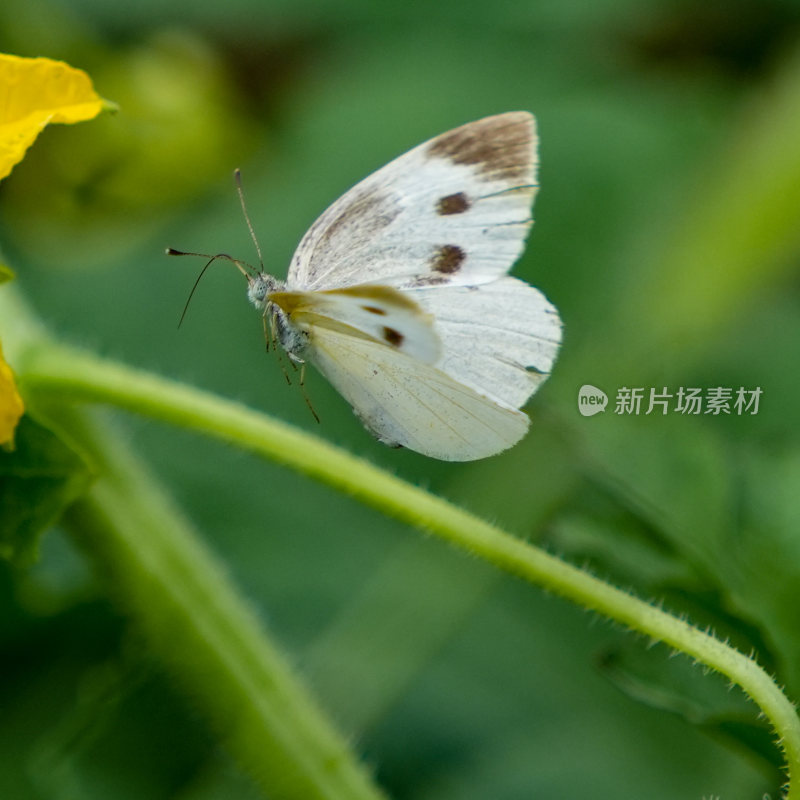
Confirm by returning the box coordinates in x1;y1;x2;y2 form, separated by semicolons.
173;112;562;461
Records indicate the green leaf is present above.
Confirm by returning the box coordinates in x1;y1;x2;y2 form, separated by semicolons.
728;447;800;699
0;264;14;284
597;641;783;776
0;415;92;566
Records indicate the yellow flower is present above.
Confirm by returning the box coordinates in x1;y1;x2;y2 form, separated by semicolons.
0;53;108;181
0;340;24;446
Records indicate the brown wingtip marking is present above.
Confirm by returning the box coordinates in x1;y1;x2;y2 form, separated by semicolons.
427;112;534;182
382;326;404;347
431;244;465;274
437;191;471;215
362;305;387;316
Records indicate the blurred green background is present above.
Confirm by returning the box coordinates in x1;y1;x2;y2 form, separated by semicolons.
2;0;800;797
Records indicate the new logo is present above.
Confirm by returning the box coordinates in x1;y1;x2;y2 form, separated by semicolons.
578;384;608;416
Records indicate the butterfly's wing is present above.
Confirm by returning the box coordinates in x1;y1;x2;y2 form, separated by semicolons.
305;324;530;461
406;277;562;410
275;111;560;460
288;112;537;291
269;284;440;363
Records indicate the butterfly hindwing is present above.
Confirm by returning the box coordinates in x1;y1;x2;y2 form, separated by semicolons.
406;277;562;410
306;324;530;461
288;112;537;292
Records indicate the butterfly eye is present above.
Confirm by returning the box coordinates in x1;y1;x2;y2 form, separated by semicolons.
247;276;270;305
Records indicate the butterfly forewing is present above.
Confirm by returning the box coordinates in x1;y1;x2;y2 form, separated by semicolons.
269;284;441;364
288;112;537;292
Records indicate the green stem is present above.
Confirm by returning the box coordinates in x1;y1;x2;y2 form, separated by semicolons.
17;340;800;797
54;408;387;800
0;290;387;800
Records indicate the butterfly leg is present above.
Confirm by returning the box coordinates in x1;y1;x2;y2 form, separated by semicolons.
298;363;320;424
261;310;272;353
267;308;293;385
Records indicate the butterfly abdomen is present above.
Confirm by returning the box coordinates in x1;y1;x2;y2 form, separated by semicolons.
271;305;309;361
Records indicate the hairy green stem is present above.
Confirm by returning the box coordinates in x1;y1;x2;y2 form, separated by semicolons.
16;339;800;797
1;290;387;800
58;407;388;800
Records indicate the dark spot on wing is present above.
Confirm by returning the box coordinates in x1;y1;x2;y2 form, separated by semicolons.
437;192;471;215
427;112;533;182
431;244;466;274
362;305;387;315
382;326;404;347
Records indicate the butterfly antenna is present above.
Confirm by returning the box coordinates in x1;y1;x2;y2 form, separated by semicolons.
177;256;216;328
167;248;255;327
234;169;264;271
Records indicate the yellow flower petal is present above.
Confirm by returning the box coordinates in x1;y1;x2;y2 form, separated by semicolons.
0;53;107;181
0;340;25;446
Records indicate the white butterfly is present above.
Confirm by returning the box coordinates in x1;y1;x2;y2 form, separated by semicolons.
179;112;562;460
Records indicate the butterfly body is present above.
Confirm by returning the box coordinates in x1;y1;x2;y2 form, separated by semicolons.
245;112;562;461
247;274;308;362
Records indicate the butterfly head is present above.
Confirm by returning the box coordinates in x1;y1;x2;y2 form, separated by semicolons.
247;272;285;312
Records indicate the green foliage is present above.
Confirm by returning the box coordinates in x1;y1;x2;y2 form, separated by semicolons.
0;416;91;565
2;0;800;798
